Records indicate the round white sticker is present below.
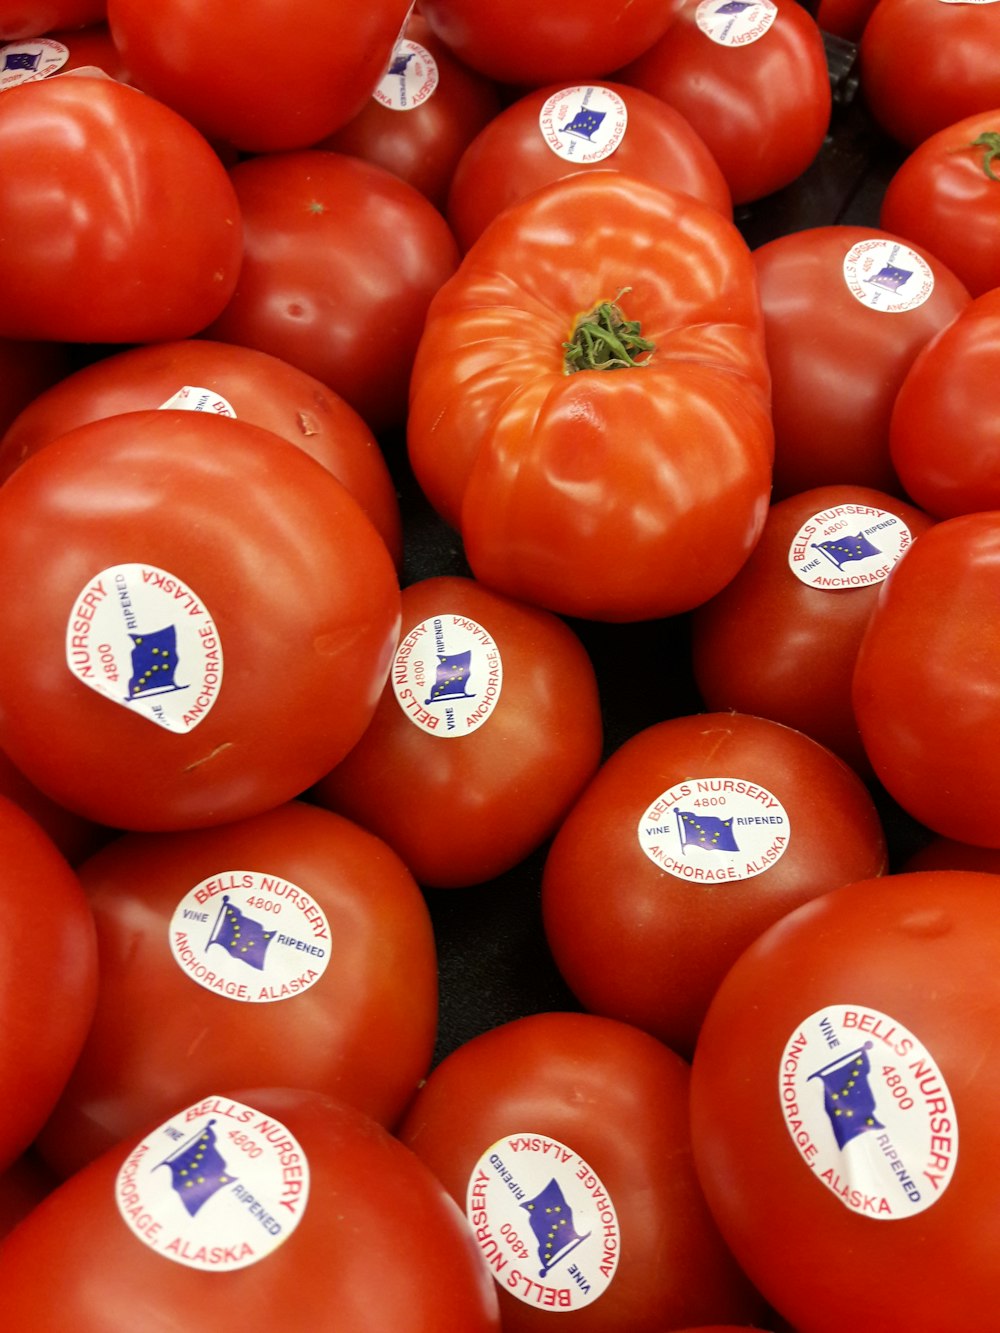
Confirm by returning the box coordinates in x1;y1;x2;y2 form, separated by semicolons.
66;564;222;732
539;85;628;164
374;37;439;110
158;385;237;417
169;871;331;1003
467;1134;620;1312
696;0;778;45
638;778;790;882
116;1094;310;1270
842;238;935;313
391;613;502;737
788;504;914;589
780;1006;958;1218
0;38;68;89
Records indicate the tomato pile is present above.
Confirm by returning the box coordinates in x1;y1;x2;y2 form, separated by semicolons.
2;1;1000;1329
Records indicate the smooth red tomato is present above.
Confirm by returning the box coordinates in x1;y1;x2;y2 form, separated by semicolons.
0;411;401;831
0;337;71;439
814;0;879;41
0;75;242;343
902;836;1000;874
0;794;99;1172
889;288;1000;519
541;712;887;1058
206;150;459;435
0;0;104;39
34;800;438;1179
408;173;773;623
318;11;501;212
691;870;1000;1331
860;0;1000;148
398;1011;768;1331
312;575;604;888
417;0;683;85
0;338;404;567
0;744;109;863
690;484;936;775
445;80;732;253
0;1154;56;1242
617;0;831;206
2;1088;502;1331
879;111;1000;299
853;512;1000;847
752;225;970;499
106;0;414;153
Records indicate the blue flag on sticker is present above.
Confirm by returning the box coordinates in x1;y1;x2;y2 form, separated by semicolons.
158;1120;236;1217
425;650;475;705
208;895;275;971
127;625;185;699
867;264;912;292
675;810;740;854
810;1045;884;1150
3;51;41;73
387;50;414;77
521;1178;591;1278
560;107;606;141
813;532;881;569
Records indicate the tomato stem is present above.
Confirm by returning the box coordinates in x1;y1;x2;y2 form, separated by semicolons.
563;288;654;373
970;131;1000;181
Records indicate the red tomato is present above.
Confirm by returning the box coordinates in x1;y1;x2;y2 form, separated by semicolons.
814;0;879;41
312;575;604;888
853;512;1000;847
317;11;501;212
690;484;936;775
0;1153;56;1243
879;112;1000;299
34;800;438;1178
106;0;414;153
0;411;401;831
752;225;970;499
902;836;1000;875
541;712;887;1058
860;0;1000;148
0;0;104;39
0;338;404;567
408;173;774;623
0;337;71;439
889;288;1000;519
691;869;1000;1331
0;744;109;863
0;794;99;1172
445;80;732;253
206;150;460;435
2;1088;502;1331
417;0;683;86
0;75;242;343
617;0;831;206
0;23;127;83
398;1011;768;1331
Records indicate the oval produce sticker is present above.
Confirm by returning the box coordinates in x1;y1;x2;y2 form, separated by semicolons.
158;385;237;416
391;613;502;737
116;1094;310;1270
0;38;68;88
539;85;627;163
638;777;790;881
374;37;438;110
467;1133;620;1312
780;1005;957;1218
788;503;913;588
843;238;934;313
169;871;331;1003
696;0;778;45
66;563;222;732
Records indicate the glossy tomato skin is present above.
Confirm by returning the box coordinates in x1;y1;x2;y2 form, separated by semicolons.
752;225;970;499
206;150;460;435
853;512;1000;846
0;1153;56;1243
0;75;242;343
445;80;732;252
541;712;887;1058
690;484;936;775
691;870;1000;1332
417;0;683;86
0;745;110;863
318;12;502;212
106;0;414;153
879;112;1000;299
311;575;604;888
889;288;1000;519
0;411;401;831
2;1088;502;1332
0;795;99;1172
902;836;1000;875
0;0;105;39
860;0;1000;149
398;1011;768;1332
0;338;404;566
408;173;774;623
616;0;831;206
34;800;438;1179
